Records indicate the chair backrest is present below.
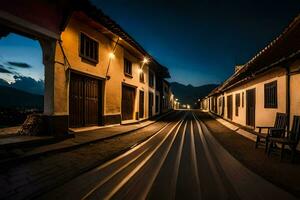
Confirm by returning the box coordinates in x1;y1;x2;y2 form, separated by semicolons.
274;112;288;129
290;116;300;142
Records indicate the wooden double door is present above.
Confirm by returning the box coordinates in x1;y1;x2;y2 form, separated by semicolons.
69;73;102;127
122;85;136;121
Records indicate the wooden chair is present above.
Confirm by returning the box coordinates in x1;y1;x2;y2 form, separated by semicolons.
255;112;288;152
267;116;300;162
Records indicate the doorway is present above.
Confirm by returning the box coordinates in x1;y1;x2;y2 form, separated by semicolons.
246;88;256;127
149;92;154;118
69;73;102;127
122;85;136;121
227;95;233;120
139;90;144;119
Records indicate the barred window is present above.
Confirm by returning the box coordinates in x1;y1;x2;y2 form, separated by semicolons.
149;71;154;88
264;81;278;108
235;93;240;116
80;33;99;63
124;58;132;76
139;71;145;83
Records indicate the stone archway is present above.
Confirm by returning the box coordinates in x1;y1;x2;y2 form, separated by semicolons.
0;26;68;137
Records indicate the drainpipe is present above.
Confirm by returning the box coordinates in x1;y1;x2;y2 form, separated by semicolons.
286;65;291;132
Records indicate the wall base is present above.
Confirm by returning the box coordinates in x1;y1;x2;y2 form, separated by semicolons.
46;115;69;137
103;114;121;126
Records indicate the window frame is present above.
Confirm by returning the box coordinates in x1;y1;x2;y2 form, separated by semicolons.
264;80;278;108
124;58;133;77
149;71;154;88
79;32;99;64
139;70;145;83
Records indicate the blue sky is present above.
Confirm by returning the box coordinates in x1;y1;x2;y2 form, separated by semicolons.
0;34;44;83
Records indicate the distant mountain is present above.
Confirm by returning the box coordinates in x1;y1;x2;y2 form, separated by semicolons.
0;85;43;109
0;76;44;95
170;82;218;106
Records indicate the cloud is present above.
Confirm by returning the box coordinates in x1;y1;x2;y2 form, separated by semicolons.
8;61;32;68
0;78;9;86
0;76;44;95
0;65;12;74
12;75;44;95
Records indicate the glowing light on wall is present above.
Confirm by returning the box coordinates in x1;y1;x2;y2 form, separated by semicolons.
142;57;149;64
109;52;115;59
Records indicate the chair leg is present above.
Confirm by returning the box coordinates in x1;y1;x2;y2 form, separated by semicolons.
267;141;272;157
265;138;269;153
280;144;285;161
291;146;296;163
255;136;260;148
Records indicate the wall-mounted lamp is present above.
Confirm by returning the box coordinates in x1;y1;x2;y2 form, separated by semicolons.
109;52;115;59
142;57;149;64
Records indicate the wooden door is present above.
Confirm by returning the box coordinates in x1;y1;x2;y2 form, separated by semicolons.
70;74;85;127
155;94;159;113
84;78;99;126
149;92;154;117
227;95;233;120
221;96;225;117
122;85;136;120
246;88;256;127
139;91;144;119
69;73;100;127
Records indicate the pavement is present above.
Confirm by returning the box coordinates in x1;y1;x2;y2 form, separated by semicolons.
208;112;258;141
0;126;20;137
36;110;296;200
199;111;300;198
0;111;172;164
0;111;180;200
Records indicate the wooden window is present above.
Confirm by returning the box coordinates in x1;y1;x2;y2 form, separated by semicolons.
124;58;132;76
235;93;240;116
264;81;278;108
139;71;145;83
149;71;154;88
80;33;99;63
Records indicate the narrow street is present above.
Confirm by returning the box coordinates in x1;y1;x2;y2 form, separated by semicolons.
39;111;296;200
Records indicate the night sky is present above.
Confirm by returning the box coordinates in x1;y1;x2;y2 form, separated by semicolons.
92;0;299;85
0;0;299;88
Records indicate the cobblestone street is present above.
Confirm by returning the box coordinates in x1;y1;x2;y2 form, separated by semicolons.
2;111;298;200
0;113;180;200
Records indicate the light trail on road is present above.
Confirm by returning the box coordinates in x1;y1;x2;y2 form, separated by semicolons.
40;111;296;200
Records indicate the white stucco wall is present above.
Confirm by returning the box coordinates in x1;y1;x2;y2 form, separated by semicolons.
215;68;287;132
290;60;300;127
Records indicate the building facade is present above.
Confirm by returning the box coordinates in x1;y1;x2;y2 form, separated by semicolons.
201;14;300;135
161;80;174;113
0;0;171;136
